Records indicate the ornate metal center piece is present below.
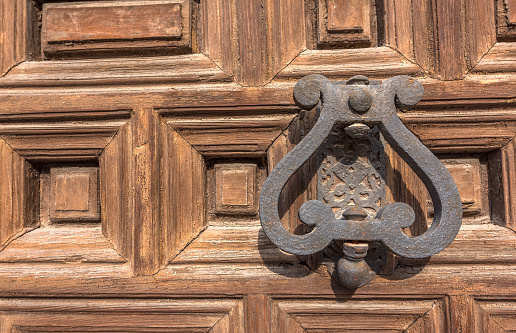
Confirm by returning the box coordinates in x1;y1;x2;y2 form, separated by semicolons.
259;75;463;289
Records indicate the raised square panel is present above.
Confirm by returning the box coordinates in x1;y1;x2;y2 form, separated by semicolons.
318;0;373;47
50;167;99;222
215;164;257;214
445;159;482;216
428;158;483;218
41;0;192;58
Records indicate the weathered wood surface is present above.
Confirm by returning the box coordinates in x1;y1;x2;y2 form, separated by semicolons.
0;0;515;331
41;0;192;58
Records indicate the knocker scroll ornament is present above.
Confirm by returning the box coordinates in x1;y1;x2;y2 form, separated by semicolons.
259;75;462;289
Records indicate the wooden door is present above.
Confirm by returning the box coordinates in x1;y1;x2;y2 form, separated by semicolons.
0;0;515;331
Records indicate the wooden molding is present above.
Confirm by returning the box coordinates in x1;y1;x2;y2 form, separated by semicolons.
435;159;484;217
159;124;206;267
0;54;230;88
471;42;516;74
161;106;297;157
0;227;125;264
100;121;134;267
489;138;516;230
0;118;128;162
276;47;422;80
0;297;243;332
272;297;448;332
41;0;192;59
401;109;516;153
473;298;516;332
0;139;38;248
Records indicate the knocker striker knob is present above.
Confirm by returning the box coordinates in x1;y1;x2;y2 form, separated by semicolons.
259;74;462;289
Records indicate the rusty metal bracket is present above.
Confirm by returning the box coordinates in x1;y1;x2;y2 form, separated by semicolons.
259;75;462;289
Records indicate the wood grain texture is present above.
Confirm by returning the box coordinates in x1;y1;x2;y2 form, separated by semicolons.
0;54;230;88
274;297;448;332
171;226;298;264
0;119;127;162
215;164;257;214
472;42;516;73
277;47;422;80
473;298;516;332
0;139;38;247
201;0;305;86
463;0;496;71
0;227;125;263
41;0;191;59
0;2;515;329
267;113;317;234
0;0;31;76
401;109;516;153
489;138;516;230
449;295;474;333
244;295;272;333
0;297;241;332
385;143;428;237
385;0;495;79
100;122;134;266
132;108;160;275
270;299;305;333
210;299;245;333
160;125;205;267
164;110;296;157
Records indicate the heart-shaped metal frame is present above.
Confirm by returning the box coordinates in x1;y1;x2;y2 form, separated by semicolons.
259;75;462;270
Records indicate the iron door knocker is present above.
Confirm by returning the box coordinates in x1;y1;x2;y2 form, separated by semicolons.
259;75;462;289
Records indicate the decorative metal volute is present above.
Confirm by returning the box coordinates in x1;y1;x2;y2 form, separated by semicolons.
259;75;462;288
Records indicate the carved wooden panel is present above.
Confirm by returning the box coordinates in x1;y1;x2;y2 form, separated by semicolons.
317;0;375;47
474;299;516;332
0;139;38;248
385;0;495;79
0;298;243;332
41;0;192;59
272;297;448;332
201;0;306;85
